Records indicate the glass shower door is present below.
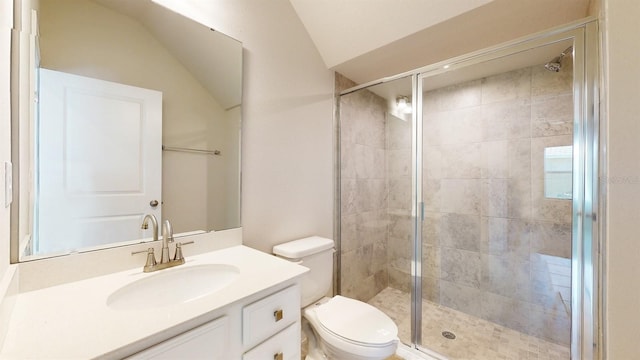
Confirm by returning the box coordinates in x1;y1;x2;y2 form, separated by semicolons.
337;75;416;344
336;22;598;360
418;40;576;359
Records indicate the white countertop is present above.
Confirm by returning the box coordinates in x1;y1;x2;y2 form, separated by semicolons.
0;245;308;359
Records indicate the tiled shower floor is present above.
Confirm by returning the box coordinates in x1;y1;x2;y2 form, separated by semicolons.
369;287;570;360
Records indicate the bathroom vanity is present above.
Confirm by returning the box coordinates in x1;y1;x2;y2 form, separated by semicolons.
0;245;308;359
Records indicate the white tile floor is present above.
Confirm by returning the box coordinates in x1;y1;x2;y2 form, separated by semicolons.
372;287;570;360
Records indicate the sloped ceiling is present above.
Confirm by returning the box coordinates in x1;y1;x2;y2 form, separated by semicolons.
290;0;591;84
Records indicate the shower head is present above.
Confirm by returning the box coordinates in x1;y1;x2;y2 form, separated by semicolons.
544;57;562;72
544;46;573;72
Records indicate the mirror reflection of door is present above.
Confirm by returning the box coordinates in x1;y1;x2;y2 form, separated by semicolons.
37;68;162;255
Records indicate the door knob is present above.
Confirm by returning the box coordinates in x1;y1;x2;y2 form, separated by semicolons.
149;200;159;207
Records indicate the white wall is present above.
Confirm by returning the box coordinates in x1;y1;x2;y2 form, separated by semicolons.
603;0;640;357
0;0;13;278
11;0;38;259
231;0;335;252
154;0;335;253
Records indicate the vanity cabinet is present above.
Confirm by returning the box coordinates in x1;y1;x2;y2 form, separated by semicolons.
127;284;301;360
0;246;309;359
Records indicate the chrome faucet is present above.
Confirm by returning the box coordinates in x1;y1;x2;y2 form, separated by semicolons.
161;219;174;263
133;217;193;272
141;214;159;242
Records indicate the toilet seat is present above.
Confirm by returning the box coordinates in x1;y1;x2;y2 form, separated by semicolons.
315;296;398;346
303;296;399;359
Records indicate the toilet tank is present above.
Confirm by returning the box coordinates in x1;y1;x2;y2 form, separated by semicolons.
273;236;334;307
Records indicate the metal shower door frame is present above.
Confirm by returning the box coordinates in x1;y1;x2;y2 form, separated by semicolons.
411;20;600;360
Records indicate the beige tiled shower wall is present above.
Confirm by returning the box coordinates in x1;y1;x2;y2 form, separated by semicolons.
338;74;390;302
414;57;574;346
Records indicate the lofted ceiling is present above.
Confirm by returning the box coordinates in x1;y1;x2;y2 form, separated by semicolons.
290;0;592;85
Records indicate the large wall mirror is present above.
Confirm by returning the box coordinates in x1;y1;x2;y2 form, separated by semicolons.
11;0;242;261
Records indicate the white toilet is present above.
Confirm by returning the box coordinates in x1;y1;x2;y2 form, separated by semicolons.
273;236;398;360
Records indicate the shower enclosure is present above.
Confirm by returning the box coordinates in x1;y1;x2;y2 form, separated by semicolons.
336;20;599;360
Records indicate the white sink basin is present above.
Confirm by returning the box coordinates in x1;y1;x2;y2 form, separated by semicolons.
107;264;239;311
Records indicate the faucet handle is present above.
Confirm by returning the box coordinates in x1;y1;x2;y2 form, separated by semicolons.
173;241;194;262
132;248;158;271
131;248;151;256
144;248;158;267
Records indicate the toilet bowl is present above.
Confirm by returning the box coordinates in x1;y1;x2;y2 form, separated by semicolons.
303;296;398;360
273;236;399;360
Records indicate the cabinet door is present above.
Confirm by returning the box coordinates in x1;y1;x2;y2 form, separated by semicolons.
128;316;230;359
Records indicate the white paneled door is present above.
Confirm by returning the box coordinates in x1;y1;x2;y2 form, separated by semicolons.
37;69;162;254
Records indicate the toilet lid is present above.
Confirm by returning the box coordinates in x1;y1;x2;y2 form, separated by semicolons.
315;296;398;345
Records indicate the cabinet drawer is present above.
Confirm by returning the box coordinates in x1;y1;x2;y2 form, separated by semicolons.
243;323;300;360
242;285;300;348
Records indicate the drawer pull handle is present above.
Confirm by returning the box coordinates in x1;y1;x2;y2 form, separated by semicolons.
274;352;283;360
274;309;284;322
